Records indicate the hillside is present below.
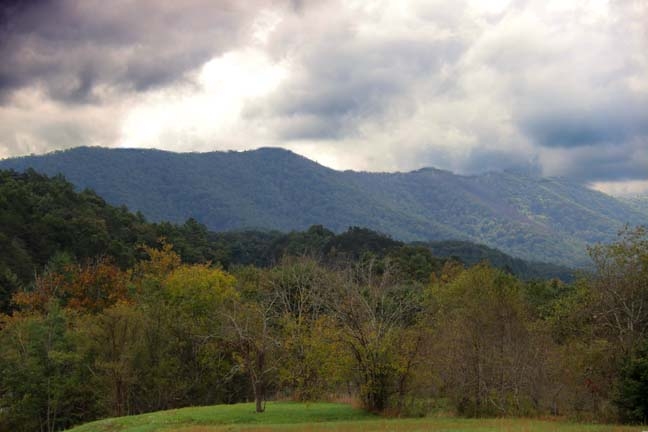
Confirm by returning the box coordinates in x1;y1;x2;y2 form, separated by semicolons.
622;195;648;215
0;170;571;313
210;226;573;281
2;147;646;266
421;240;574;281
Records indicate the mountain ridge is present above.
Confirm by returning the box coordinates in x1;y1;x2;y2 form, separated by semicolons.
2;146;645;267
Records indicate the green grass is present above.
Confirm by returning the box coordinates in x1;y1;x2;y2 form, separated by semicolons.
65;402;374;432
65;402;645;432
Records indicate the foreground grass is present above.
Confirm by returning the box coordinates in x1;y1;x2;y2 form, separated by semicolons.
66;402;645;432
66;402;374;432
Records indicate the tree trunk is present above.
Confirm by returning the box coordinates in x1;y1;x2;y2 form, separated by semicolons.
252;378;265;413
255;389;264;413
253;350;266;413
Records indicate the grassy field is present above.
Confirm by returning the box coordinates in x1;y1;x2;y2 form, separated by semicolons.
65;402;645;432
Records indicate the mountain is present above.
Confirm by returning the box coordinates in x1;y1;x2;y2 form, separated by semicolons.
621;195;648;215
2;146;646;266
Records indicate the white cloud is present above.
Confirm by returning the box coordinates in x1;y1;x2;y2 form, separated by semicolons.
0;86;123;158
119;48;289;151
590;180;648;197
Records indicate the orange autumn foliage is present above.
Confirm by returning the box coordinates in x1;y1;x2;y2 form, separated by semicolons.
12;258;131;314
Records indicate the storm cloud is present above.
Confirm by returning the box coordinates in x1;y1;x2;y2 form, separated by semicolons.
0;0;262;102
0;0;646;194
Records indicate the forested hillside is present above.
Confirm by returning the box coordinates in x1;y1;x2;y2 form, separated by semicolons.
622;195;648;215
420;240;574;280
0;170;571;314
2;147;645;266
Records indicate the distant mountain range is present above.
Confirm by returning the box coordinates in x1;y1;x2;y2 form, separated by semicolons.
2;146;646;266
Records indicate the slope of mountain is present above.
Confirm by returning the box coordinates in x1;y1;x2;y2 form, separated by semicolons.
621;195;648;215
2;146;646;266
420;240;573;281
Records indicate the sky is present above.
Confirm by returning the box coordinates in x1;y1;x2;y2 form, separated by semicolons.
0;0;647;195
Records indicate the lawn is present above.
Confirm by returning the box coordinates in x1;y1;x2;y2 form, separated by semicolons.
65;402;645;432
65;402;373;432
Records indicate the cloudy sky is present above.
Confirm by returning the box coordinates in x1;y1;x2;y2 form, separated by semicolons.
1;0;647;195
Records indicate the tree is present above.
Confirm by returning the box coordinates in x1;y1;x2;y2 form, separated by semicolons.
324;259;426;413
79;303;144;417
129;244;240;412
430;264;544;416
588;226;648;355
224;266;281;413
269;257;347;401
585;226;648;420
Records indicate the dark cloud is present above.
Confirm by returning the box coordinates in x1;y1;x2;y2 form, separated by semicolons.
0;0;269;103
547;139;648;183
511;56;648;187
519;96;648;149
524;114;627;148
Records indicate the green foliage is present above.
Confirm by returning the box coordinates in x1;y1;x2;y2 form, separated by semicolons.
617;339;648;423
3;147;645;266
0;170;148;312
523;278;573;319
165;264;238;315
0;303;101;431
587;226;648;353
324;260;429;413
430;264;546;417
583;226;648;422
423;240;574;282
125;246;242;413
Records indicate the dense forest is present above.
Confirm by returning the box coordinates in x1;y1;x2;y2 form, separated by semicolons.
0;169;571;316
2;147;647;266
1;170;647;431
